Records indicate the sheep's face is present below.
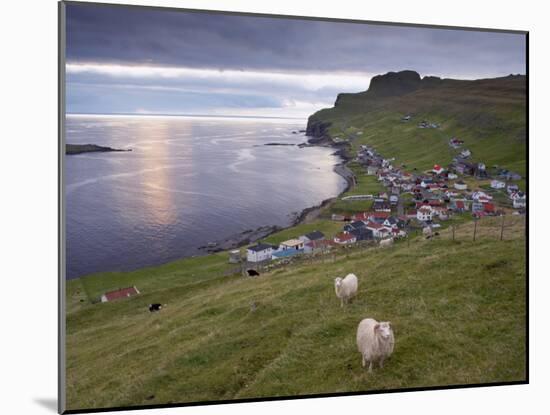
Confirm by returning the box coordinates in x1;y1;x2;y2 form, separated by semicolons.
334;277;343;289
376;322;393;340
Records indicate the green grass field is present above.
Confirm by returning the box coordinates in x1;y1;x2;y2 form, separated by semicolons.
66;217;526;411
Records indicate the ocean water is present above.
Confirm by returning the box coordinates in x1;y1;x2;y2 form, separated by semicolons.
65;114;347;279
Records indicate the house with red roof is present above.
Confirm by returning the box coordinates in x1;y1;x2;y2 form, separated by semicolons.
484;203;496;214
352;212;369;221
433;164;445;175
450;199;468;212
334;232;357;245
101;286;140;303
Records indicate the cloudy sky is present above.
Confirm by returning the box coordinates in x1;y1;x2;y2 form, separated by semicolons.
65;3;526;119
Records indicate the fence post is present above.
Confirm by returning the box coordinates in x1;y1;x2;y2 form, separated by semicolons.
473;218;478;242
500;215;505;241
452;225;455;241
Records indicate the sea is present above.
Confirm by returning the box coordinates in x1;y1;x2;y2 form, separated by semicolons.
65;114;347;279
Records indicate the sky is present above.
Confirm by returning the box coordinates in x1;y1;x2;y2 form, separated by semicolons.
65;3;526;119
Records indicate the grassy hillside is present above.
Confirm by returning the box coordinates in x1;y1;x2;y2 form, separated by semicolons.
307;73;526;184
65;217;526;411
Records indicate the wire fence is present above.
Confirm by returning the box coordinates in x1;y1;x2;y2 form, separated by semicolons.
433;214;526;242
233;214;526;277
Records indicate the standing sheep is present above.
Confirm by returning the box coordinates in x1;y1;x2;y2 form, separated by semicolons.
334;273;358;308
379;237;394;247
356;318;395;372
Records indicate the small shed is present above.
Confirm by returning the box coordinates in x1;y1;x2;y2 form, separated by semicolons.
229;249;241;264
101;286;140;303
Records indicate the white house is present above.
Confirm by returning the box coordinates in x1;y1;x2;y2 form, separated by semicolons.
472;190;493;201
454;181;467;190
417;206;434;222
365;221;387;239
491;180;506;189
511;192;526;209
246;243;273;262
447;173;458;180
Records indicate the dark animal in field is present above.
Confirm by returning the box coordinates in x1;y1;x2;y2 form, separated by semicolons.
247;269;260;277
149;303;163;312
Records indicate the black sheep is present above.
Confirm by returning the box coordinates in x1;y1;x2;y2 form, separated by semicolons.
149;303;162;312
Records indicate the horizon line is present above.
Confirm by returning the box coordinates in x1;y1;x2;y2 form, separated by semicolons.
66;112;307;121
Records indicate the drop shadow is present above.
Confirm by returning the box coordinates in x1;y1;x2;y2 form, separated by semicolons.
34;398;57;413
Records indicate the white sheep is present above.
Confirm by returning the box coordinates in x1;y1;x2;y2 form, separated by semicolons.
334;273;358;308
356;318;395;372
379;237;394;247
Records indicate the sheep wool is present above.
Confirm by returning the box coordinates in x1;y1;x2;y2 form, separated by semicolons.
379;237;394;247
356;318;395;372
334;273;358;307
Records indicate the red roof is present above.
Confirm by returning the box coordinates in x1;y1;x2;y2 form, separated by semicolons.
369;212;390;219
335;232;355;242
103;286;140;302
366;221;384;229
434;164;442;170
353;212;369;221
455;201;465;209
419;206;432;214
484;203;495;212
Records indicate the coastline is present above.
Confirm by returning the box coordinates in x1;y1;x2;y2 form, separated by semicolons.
198;141;355;254
71;134;355;280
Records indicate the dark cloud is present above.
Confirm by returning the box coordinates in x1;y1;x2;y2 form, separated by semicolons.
64;3;526;116
66;3;526;77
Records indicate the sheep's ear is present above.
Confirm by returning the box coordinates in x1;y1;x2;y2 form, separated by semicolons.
374;323;380;331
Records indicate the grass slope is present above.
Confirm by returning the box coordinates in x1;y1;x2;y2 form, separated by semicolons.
66;218;526;411
308;74;526;186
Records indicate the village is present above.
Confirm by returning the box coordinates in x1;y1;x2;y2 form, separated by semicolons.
240;121;526;268
98;121;527;300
